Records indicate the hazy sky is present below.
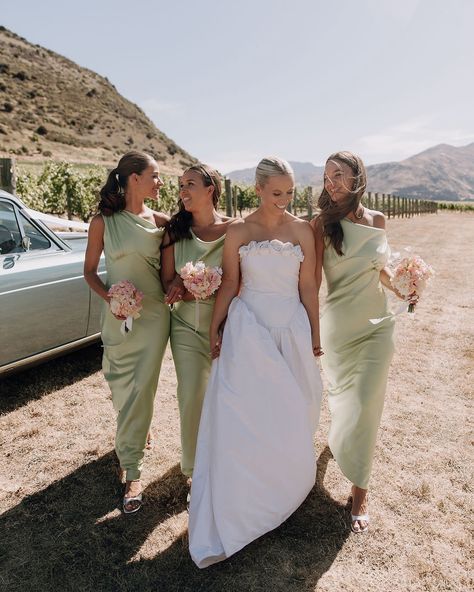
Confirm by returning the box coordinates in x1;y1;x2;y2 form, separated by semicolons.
2;0;473;172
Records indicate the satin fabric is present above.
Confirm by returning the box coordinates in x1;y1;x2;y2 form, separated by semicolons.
320;219;395;489
171;230;225;476
101;211;170;481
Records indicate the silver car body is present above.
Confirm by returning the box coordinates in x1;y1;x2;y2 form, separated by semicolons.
0;190;105;375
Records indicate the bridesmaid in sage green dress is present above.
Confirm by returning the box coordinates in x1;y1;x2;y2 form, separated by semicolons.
312;151;407;533
84;151;170;514
161;164;233;482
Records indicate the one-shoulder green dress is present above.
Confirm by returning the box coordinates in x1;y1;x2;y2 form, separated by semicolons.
320;219;395;489
171;230;225;477
102;211;170;481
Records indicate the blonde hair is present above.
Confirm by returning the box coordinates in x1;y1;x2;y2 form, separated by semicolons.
255;156;294;186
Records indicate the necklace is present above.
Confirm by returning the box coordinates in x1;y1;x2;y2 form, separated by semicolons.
354;205;364;219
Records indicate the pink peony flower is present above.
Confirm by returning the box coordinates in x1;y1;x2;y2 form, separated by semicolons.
390;255;434;312
179;261;223;300
107;280;144;333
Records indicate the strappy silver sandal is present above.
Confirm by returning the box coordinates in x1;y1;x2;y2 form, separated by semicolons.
123;480;143;514
123;492;143;514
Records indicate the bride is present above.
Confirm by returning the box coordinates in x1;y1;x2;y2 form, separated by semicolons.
188;156;324;568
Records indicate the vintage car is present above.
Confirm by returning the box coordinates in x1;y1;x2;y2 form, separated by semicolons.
0;190;105;376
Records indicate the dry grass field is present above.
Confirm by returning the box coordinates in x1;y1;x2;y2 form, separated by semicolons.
1;211;472;592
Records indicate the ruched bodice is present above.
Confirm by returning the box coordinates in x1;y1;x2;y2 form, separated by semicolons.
239;240;303;296
239;240;304;329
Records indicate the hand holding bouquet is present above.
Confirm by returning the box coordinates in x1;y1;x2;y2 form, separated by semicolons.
179;261;223;331
390;255;434;312
107;280;144;335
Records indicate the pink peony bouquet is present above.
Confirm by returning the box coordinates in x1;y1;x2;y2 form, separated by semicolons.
179;261;223;300
179;261;223;331
390;255;434;312
107;280;144;334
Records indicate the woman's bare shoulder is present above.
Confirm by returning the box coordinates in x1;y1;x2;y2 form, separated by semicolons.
152;211;170;227
366;208;386;229
89;214;105;231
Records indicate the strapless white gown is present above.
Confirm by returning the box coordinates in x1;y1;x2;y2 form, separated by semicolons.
188;240;323;568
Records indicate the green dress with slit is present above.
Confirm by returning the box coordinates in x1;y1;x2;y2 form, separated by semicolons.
320;219;395;489
171;230;225;476
101;211;170;481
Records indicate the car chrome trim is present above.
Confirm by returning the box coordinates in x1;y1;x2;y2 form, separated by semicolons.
0;271;106;296
0;333;102;376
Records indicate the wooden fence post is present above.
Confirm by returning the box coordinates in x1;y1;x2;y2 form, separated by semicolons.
0;157;16;194
374;192;379;211
287;188;293;214
224;178;233;217
307;186;313;219
232;185;238;218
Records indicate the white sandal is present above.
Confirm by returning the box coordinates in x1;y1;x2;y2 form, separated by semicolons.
351;512;369;533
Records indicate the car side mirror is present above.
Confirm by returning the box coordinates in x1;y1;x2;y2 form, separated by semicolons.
22;236;31;251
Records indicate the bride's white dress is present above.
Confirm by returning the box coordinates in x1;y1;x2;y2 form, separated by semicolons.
188;239;323;568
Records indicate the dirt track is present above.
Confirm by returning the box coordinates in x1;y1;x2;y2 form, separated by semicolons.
0;211;472;592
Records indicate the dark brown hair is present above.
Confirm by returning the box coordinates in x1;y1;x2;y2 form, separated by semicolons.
98;151;155;216
164;164;222;245
317;151;367;255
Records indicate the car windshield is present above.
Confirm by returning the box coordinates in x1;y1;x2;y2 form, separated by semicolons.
25;208;89;233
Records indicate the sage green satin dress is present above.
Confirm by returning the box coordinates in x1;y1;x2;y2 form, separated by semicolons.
320;219;395;489
102;211;170;481
171;230;225;476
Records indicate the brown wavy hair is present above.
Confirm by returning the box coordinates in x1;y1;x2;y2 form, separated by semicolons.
164;164;222;245
98;151;155;216
317;151;367;255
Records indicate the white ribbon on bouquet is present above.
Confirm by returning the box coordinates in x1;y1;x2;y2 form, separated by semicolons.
120;316;135;336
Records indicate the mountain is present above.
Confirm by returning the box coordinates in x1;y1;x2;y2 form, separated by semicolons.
226;143;474;201
0;27;196;174
366;143;474;201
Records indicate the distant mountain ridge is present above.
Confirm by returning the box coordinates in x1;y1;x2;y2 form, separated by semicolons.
226;143;474;201
0;27;196;174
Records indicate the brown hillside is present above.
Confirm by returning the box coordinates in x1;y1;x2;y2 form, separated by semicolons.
367;143;474;201
0;27;196;174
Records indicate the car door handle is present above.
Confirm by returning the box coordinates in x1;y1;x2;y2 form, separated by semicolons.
2;255;19;270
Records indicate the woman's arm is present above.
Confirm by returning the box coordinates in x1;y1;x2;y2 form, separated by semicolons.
153;211;170;228
83;215;109;302
209;222;244;359
160;232;192;304
310;216;325;293
298;222;323;357
372;212;409;301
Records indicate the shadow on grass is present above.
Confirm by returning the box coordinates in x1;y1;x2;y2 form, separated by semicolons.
0;342;103;415
0;446;350;592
